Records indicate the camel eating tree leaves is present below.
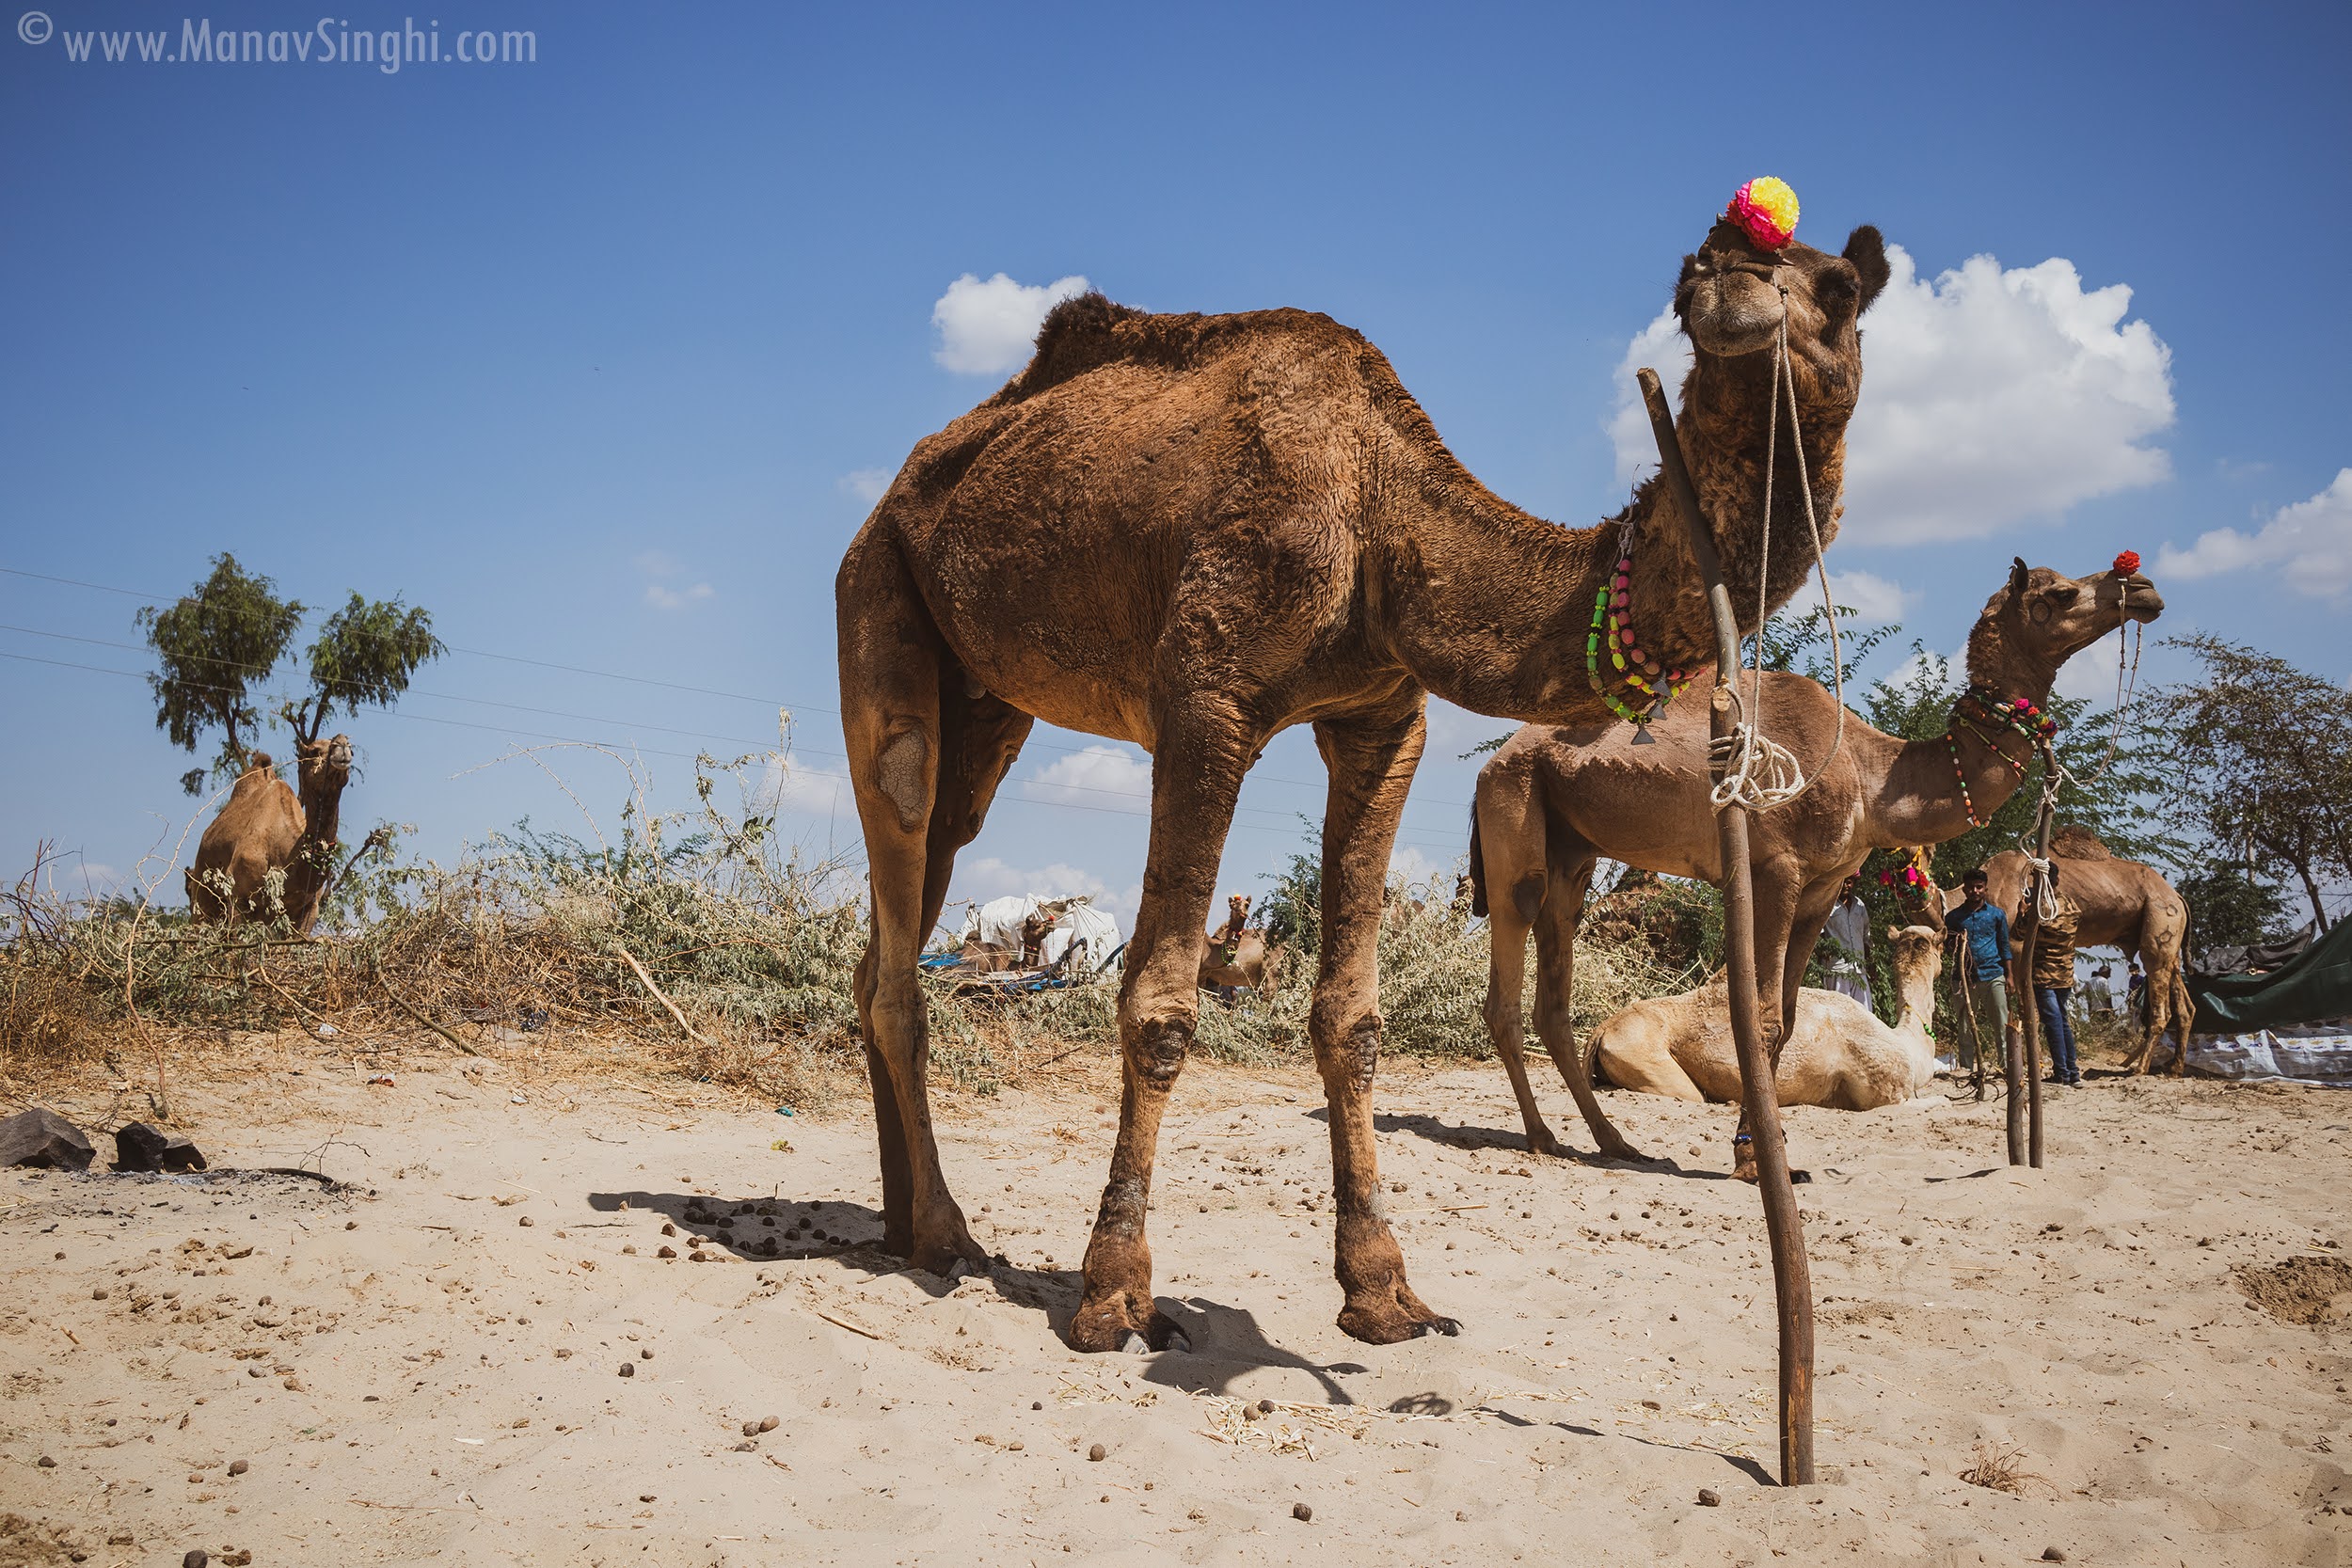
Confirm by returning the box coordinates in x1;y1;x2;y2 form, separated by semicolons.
137;553;307;796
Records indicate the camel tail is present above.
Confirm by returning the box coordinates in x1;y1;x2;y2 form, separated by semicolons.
1467;805;1488;918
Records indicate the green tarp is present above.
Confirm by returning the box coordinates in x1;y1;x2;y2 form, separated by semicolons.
2188;915;2352;1034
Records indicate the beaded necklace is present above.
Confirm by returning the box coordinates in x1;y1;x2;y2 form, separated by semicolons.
1584;542;1693;732
1940;686;2058;827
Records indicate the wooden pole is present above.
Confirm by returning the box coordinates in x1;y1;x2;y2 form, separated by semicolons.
1638;367;1814;1487
2015;786;2054;1168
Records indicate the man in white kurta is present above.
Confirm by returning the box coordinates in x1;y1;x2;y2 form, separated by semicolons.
1820;877;1872;1012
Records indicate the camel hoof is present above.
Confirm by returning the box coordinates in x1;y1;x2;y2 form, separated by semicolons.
1411;1317;1462;1339
1120;1323;1192;1355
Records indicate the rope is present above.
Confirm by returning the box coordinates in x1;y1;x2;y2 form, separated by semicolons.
1708;286;1849;813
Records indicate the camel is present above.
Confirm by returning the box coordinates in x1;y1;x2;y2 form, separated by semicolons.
1469;557;2163;1172
836;201;1892;1351
184;735;354;935
1592;924;1944;1109
1975;826;2193;1074
1199;895;1278;994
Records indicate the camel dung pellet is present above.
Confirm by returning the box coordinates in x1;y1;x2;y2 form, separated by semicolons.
622;1244;637;1256
344;1220;358;1230
1256;1399;1275;1415
1697;1488;1721;1507
617;1362;635;1378
1088;1443;1106;1462
758;1416;778;1433
2042;1552;2067;1564
639;1494;655;1503
518;1216;533;1227
92;1287;108;1300
228;1459;248;1476
640;1347;653;1359
1455;1510;1468;1521
731;1440;755;1452
660;1223;676;1237
741;1419;761;1436
657;1246;677;1259
183;1553;209;1568
1032;1401;1043;1411
1292;1502;1312;1522
37;1455;56;1467
188;1472;205;1483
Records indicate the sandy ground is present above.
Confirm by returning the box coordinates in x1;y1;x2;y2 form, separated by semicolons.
5;1039;2351;1567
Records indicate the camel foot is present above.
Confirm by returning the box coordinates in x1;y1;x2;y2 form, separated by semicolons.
1337;1280;1460;1345
1731;1166;1811;1186
905;1212;990;1280
1069;1282;1185;1354
1529;1130;1576;1161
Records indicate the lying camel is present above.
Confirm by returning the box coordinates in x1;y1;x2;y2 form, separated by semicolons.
1592;924;1944;1109
1470;556;2162;1170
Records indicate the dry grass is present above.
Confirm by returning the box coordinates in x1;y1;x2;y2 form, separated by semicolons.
1958;1441;2043;1495
2;756;1679;1114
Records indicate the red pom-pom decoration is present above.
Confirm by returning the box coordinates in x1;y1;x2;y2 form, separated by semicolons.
2113;549;2141;576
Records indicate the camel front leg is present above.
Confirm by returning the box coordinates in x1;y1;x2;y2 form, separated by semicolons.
1532;860;1647;1162
1069;701;1255;1354
1315;705;1459;1344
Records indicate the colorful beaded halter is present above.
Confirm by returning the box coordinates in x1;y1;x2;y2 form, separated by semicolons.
1942;689;2058;828
1585;538;1693;731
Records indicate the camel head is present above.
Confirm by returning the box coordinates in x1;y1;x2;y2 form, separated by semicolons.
1967;558;2165;689
295;733;354;792
1228;895;1250;927
1675;215;1890;393
1886;924;1946;1031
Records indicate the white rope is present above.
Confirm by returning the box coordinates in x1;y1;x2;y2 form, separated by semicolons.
1708;286;1848;813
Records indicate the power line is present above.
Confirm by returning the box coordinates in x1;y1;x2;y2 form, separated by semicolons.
0;647;1469;850
2;562;1482;807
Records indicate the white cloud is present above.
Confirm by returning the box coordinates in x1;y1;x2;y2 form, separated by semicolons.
634;549;715;612
1022;744;1152;808
1814;568;1914;624
1389;845;1440;886
838;468;892;505
747;755;850;816
1609;245;2175;546
2157;468;2352;600
932;272;1090;375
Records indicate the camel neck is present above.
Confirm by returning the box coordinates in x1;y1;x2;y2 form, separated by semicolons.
1375;354;1851;727
1877;641;2061;844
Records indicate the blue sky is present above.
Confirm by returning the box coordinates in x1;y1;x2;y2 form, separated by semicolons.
4;1;2347;931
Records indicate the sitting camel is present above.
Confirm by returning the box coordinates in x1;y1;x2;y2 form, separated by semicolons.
1592;924;1944;1109
1469;557;2163;1172
185;735;354;934
1976;825;2193;1074
1198;895;1278;994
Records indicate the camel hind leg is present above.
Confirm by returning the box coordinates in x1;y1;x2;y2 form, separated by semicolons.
838;534;1026;1275
1531;855;1646;1161
1476;752;1578;1158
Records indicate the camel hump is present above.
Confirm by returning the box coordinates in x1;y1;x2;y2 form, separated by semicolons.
246;752;274;773
2050;824;2111;860
995;293;1361;406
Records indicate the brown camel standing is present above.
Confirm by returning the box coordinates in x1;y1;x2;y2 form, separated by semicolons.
836;205;1891;1351
1469;558;2162;1171
1592;923;1946;1109
1199;895;1277;993
185;734;354;935
1977;826;2193;1074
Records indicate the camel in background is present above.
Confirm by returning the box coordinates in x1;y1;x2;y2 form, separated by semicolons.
1977;825;2193;1074
1199;895;1277;994
1592;924;1944;1109
837;201;1891;1350
184;734;353;935
1470;558;2162;1172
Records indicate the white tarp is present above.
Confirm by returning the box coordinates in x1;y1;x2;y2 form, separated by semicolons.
961;895;1122;973
2159;1024;2352;1088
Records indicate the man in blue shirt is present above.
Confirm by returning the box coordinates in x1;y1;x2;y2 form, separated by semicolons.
1943;867;2013;1075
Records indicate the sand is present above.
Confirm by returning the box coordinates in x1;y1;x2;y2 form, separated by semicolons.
5;1041;2350;1566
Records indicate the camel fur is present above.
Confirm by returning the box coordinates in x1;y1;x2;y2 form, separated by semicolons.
1469;558;2162;1172
184;735;354;935
836;210;1890;1352
1592;925;1944;1109
1975;828;2193;1075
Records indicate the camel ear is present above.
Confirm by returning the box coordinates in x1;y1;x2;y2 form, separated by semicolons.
1885;925;1901;942
2008;557;2030;602
1842;226;1890;312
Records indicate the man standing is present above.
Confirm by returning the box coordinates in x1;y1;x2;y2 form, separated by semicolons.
1944;867;2013;1077
2017;865;2083;1086
1820;875;1873;1011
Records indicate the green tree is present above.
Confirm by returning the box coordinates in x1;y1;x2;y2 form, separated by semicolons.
2139;634;2352;932
281;592;446;746
140;557;446;795
1255;817;1325;961
137;554;306;794
2173;862;2292;952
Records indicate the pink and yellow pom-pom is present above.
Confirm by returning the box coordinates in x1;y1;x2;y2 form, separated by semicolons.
1726;176;1800;250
